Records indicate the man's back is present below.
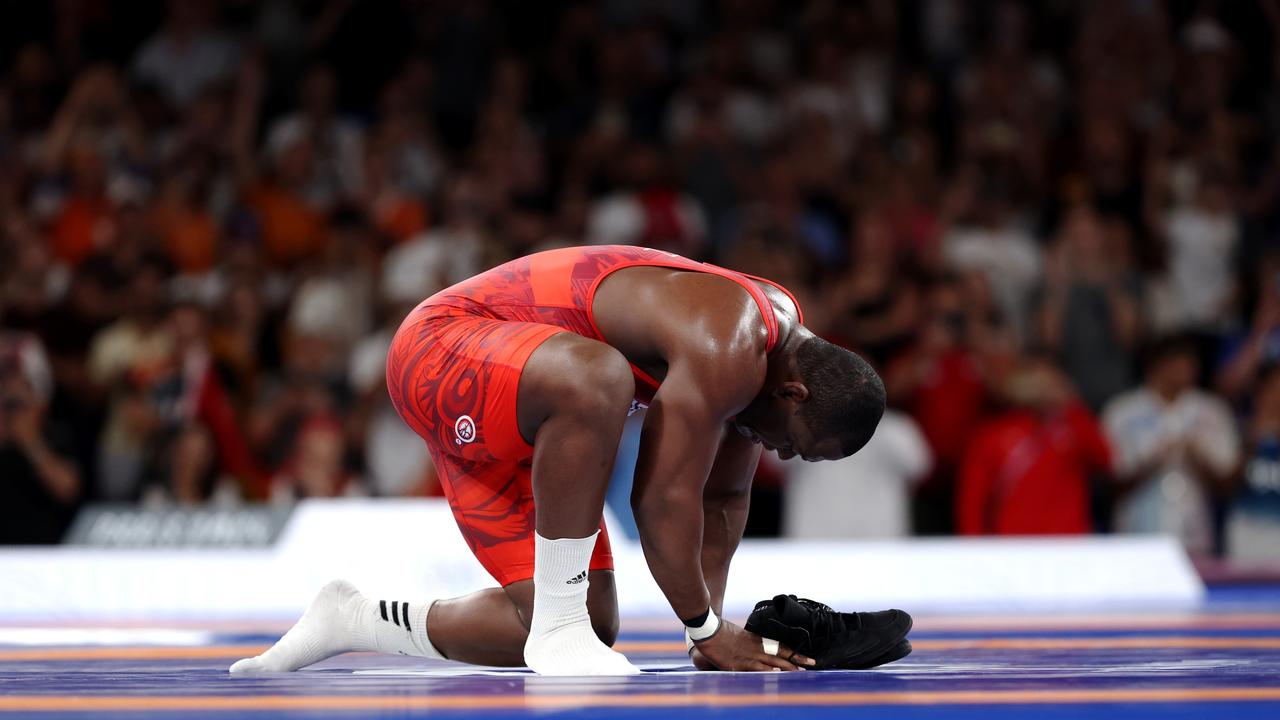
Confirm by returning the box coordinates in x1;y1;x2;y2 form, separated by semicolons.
403;245;801;402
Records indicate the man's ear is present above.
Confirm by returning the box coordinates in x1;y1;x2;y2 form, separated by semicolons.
776;381;810;403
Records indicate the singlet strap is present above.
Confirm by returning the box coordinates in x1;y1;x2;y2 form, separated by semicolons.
734;272;806;327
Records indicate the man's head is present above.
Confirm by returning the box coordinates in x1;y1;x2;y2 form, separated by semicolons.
735;336;886;461
1144;334;1199;402
1001;350;1074;413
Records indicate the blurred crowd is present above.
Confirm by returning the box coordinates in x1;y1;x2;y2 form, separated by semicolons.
2;0;1279;561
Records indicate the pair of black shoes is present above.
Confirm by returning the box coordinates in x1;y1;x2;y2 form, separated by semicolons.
745;595;913;670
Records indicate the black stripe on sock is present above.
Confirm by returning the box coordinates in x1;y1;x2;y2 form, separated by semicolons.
379;600;388;622
392;601;401;626
403;601;412;632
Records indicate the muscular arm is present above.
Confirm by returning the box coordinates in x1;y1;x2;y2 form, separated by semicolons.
629;325;757;617
631;363;748;620
701;428;761;614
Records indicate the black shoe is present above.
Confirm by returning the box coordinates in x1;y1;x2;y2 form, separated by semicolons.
849;638;912;669
745;595;913;670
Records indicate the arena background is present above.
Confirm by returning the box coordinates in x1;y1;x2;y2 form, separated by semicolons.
1;1;1279;718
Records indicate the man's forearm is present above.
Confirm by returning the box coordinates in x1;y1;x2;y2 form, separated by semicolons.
634;489;712;620
701;496;749;614
699;428;760;614
628;363;761;623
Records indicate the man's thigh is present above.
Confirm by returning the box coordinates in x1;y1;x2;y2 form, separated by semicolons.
387;310;617;588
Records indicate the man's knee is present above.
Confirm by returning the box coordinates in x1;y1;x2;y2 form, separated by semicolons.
545;340;635;421
520;336;635;441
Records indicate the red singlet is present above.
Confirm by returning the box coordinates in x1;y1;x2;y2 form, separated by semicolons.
385;245;802;585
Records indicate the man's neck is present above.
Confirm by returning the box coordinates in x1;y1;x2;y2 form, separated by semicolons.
1149;383;1182;405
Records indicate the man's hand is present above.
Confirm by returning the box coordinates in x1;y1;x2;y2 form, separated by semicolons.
692;620;814;672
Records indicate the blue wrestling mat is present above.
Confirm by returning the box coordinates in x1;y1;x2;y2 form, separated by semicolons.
2;585;1278;719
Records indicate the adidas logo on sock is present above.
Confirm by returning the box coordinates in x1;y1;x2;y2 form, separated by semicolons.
566;571;587;585
379;600;412;631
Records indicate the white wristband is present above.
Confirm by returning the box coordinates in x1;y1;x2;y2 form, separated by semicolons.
685;609;720;643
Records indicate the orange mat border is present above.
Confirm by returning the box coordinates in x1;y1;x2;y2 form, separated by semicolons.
1;687;1279;711
3;635;1280;662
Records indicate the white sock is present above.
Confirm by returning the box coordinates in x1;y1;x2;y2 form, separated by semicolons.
523;532;640;676
366;595;444;659
229;580;443;674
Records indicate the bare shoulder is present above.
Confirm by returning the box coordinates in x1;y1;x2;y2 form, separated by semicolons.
594;266;769;412
660;273;769;409
752;280;801;325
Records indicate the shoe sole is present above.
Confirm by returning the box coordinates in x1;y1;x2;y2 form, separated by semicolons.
845;638;912;670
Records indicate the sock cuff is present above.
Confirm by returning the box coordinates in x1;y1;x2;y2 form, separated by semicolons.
533;531;599;602
414;600;444;659
534;530;600;547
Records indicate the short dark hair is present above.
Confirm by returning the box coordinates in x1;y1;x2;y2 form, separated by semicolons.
795;337;886;456
1142;333;1198;372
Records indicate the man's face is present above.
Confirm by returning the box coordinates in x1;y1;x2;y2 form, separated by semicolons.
733;393;847;462
1153;352;1198;395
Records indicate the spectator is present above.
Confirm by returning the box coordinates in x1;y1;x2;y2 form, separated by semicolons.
131;0;239;110
0;222;64;333
782;404;931;539
1037;204;1143;410
158;302;263;501
230;55;328;272
361;61;440;244
285;210;378;353
721;152;844;268
382;173;499;304
348;301;436;497
939;166;1041;341
1216;251;1280;406
0;332;80;543
41;137;117;270
825;210;923;367
886;274;996;533
270;414;365;502
1146;163;1241;338
957;354;1111;535
36;66;147;259
150;163;222;277
1102;335;1241;555
265;65;365;212
1227;362;1280;563
664;65;744;251
88;254;176;500
586;142;708;257
248;328;351;482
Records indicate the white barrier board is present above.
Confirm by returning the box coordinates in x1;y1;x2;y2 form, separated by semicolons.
0;499;1204;620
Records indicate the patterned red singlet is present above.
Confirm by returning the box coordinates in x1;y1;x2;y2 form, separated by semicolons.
385;245;802;585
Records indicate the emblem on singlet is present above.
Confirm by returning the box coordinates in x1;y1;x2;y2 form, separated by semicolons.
454;415;477;444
